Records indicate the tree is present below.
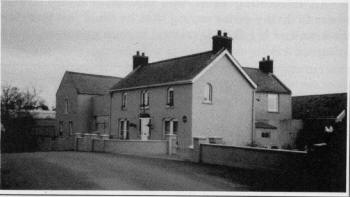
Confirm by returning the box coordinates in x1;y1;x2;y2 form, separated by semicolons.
1;85;47;152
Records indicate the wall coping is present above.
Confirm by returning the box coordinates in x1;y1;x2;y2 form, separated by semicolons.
98;139;167;143
201;143;307;154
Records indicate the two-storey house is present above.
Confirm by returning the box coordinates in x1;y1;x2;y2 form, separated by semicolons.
109;31;257;152
56;71;121;136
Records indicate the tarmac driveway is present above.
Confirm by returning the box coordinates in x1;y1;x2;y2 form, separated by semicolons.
1;151;309;191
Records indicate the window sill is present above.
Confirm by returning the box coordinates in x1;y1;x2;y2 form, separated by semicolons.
267;111;279;114
166;105;174;109
140;106;150;110
121;107;127;111
202;101;213;105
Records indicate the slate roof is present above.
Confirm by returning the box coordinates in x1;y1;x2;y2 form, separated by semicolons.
292;93;347;119
255;121;277;129
111;51;221;90
242;67;291;94
67;71;122;95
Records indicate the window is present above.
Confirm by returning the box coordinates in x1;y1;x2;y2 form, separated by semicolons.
122;92;127;110
267;94;279;112
203;83;213;103
119;119;129;140
68;121;73;135
140;90;149;108
167;88;174;107
261;132;270;138
58;121;63;136
64;98;69;114
164;119;178;135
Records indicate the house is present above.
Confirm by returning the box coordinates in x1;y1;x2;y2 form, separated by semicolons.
56;71;121;136
109;30;258;153
242;58;296;149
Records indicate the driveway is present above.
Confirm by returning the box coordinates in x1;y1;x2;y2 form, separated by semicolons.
1;151;307;191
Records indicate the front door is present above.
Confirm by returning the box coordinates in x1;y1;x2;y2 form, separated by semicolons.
140;118;150;140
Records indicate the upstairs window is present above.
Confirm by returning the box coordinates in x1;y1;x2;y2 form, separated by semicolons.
261;132;271;138
203;83;213;103
267;94;279;112
167;88;174;107
121;92;127;110
64;98;69;114
140;90;149;108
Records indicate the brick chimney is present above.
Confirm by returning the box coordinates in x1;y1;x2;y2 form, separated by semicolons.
133;51;148;70
259;55;273;73
212;30;233;54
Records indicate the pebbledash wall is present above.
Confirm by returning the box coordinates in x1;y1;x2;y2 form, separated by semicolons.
192;55;255;147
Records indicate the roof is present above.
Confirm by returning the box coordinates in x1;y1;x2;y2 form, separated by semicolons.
255;121;277;129
111;50;257;91
66;71;122;95
111;51;217;90
292;93;347;119
242;67;291;94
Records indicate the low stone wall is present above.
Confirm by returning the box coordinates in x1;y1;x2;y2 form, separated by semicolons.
36;136;75;151
199;143;307;172
104;139;167;155
75;137;168;155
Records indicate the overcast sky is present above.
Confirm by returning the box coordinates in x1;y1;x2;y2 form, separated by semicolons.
1;1;348;108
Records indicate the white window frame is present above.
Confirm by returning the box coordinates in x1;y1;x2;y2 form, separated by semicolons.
68;121;73;135
119;119;129;140
203;83;213;103
267;93;279;112
58;121;64;136
140;90;149;109
121;92;127;110
163;118;178;135
167;87;174;107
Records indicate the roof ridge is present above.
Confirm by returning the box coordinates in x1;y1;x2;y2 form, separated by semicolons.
66;71;122;79
148;50;213;65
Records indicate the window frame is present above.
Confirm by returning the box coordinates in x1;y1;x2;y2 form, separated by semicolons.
203;83;213;104
261;131;271;138
166;87;174;107
119;119;129;140
163;118;178;135
121;92;127;110
58;121;64;136
267;93;279;113
68;121;73;135
140;90;149;109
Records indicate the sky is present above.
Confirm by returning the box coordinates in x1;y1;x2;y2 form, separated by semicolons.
1;1;348;108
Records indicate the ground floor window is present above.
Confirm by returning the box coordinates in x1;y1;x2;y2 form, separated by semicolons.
58;121;64;136
261;131;271;138
68;121;73;135
119;119;129;140
164;119;178;135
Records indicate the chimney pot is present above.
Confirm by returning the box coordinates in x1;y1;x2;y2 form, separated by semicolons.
267;55;270;60
223;32;227;37
218;30;222;36
136;51;140;56
263;57;266;61
142;52;145;56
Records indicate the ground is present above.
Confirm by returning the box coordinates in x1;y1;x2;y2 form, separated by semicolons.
1;151;315;191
